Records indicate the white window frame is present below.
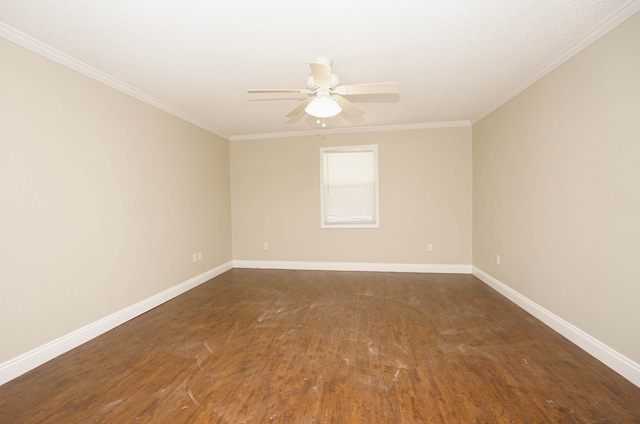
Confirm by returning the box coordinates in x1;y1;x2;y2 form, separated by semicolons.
320;145;380;229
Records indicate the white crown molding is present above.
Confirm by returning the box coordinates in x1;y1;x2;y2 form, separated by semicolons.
228;121;472;142
0;22;230;140
472;0;640;124
1;21;469;143
233;260;472;274
0;261;233;386
472;267;640;388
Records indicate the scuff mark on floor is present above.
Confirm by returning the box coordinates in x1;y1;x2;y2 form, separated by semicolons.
188;388;201;406
101;399;124;413
258;311;271;322
195;354;205;369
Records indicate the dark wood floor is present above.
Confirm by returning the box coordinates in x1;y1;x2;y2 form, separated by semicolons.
1;269;638;423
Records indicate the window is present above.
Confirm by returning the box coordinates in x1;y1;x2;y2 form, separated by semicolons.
320;145;379;228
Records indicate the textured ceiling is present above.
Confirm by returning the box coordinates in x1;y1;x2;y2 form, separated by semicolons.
1;1;639;140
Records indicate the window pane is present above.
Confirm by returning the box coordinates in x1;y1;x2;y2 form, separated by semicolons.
321;146;379;228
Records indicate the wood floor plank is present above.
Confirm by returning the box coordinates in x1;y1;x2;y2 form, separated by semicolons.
0;269;638;423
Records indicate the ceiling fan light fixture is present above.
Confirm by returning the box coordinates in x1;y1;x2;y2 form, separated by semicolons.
305;96;342;118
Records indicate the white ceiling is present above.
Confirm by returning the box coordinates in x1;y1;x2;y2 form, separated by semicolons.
1;1;639;140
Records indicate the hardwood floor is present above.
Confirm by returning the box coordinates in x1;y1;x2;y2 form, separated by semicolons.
1;269;638;423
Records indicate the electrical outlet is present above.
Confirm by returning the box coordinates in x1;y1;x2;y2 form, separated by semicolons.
263;242;269;250
192;253;198;263
496;254;501;265
427;243;433;252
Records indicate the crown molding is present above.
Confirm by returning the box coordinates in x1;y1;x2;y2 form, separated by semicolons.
472;0;640;124
229;120;471;142
5;1;637;141
1;22;467;143
0;22;230;140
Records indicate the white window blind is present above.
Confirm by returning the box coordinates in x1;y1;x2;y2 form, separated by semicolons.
320;145;379;228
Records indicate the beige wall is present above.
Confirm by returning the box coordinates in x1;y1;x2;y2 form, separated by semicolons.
473;12;640;363
231;128;472;265
0;38;232;363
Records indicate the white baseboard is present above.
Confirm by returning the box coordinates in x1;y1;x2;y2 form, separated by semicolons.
472;266;640;388
0;261;233;386
233;260;472;274
5;262;636;389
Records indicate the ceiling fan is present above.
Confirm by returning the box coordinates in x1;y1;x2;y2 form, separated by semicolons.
247;57;399;121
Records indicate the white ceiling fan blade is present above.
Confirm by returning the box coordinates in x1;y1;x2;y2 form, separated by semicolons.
248;88;312;94
309;61;332;87
334;82;400;95
285;97;313;117
332;95;364;116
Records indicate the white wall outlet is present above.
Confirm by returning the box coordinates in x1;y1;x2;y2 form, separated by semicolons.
197;252;202;261
263;242;269;250
427;243;433;252
192;253;198;263
496;254;501;265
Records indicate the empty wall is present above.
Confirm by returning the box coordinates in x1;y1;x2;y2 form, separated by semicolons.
0;38;232;363
472;12;640;363
231;128;472;266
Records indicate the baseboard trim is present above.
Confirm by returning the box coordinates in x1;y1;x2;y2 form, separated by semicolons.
6;262;635;389
0;261;233;386
233;260;472;274
472;266;640;388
